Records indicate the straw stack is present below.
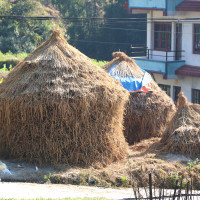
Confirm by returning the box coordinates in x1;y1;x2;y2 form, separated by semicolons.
103;52;176;145
0;30;129;166
161;92;200;156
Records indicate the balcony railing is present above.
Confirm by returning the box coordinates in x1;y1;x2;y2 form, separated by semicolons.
131;47;185;79
131;46;185;62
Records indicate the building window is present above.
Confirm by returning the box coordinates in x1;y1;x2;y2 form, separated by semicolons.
192;89;200;104
173;86;181;103
193;24;200;54
158;84;171;96
154;23;171;51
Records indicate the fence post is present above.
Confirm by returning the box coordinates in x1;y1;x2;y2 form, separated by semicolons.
178;180;183;200
149;173;153;200
185;181;189;200
173;180;179;200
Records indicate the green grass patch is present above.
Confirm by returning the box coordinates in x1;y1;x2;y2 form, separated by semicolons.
0;66;11;73
0;51;28;69
91;59;108;68
0;51;28;61
0;52;107;69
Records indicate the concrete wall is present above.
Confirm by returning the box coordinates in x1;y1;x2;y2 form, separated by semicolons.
135;58;166;74
130;3;200;103
153;73;200;102
146;11;200;66
167;0;184;16
182;22;200;66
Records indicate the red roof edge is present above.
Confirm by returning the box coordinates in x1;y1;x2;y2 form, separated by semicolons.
175;65;200;77
176;1;200;12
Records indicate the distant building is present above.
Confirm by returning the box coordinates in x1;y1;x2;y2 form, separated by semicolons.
124;0;200;103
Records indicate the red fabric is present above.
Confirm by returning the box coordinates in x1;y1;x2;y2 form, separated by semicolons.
131;83;152;93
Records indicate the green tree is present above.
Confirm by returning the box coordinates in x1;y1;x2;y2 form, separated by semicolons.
52;0;146;60
0;0;58;53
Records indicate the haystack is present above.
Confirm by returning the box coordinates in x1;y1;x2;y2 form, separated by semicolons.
103;52;176;145
0;30;129;166
161;92;200;156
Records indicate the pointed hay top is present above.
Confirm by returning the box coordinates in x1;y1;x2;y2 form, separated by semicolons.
103;52;144;78
112;52;134;63
0;30;129;102
177;92;189;109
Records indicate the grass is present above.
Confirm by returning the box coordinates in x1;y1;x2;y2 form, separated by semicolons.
0;52;107;69
0;51;28;61
91;59;108;67
0;66;12;73
0;51;28;70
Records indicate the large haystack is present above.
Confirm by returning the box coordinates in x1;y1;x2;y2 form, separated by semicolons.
0;30;129;166
103;52;176;145
161;92;200;156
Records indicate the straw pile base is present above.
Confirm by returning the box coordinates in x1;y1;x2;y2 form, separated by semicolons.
124;82;176;145
0;96;128;167
161;126;200;156
161;92;200;156
0;30;129;167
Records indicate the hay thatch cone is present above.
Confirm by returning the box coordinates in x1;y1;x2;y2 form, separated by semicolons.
103;52;176;145
0;30;129;166
161;92;200;156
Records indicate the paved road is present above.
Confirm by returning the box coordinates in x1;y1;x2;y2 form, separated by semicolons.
0;182;134;199
1;182;200;200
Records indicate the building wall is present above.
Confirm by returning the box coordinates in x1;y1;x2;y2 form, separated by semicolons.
129;0;166;10
153;73;200;102
146;11;200;66
130;3;200;103
167;0;184;16
182;22;200;66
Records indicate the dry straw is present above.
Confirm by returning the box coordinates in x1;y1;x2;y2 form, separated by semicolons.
0;73;7;80
161;92;200;156
0;30;129;166
103;52;176;145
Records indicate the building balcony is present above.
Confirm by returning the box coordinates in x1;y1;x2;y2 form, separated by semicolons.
132;48;185;79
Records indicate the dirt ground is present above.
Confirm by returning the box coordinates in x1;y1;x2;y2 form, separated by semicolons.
0;138;200;189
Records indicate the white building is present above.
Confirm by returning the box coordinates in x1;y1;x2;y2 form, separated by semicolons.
125;0;200;103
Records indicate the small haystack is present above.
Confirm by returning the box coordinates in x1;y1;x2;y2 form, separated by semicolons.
103;52;176;145
0;30;129;166
161;92;200;156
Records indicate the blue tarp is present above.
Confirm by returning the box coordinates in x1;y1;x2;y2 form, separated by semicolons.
108;64;152;92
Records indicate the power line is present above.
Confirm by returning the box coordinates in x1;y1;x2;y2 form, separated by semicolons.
0;15;198;37
69;38;145;46
1;15;200;22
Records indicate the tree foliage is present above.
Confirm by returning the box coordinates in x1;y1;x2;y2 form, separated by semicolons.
52;0;146;60
0;0;56;53
0;0;146;60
